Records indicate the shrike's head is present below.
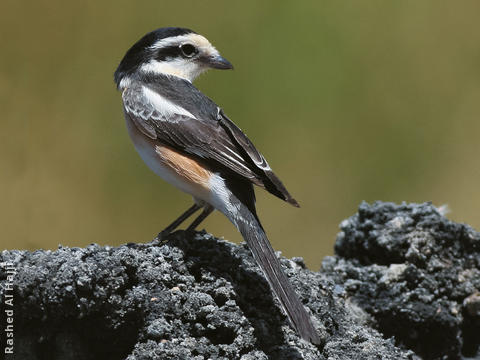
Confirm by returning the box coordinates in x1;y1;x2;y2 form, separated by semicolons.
114;27;233;89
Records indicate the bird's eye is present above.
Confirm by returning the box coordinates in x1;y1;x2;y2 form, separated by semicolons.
180;44;197;58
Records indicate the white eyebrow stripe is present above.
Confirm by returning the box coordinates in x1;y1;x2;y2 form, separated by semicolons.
142;86;197;120
150;35;193;50
150;33;213;50
149;34;218;55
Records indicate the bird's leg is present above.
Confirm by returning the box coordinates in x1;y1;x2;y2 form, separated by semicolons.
155;203;202;242
185;205;214;235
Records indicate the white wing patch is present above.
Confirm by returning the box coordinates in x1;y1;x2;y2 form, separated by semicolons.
142;86;196;120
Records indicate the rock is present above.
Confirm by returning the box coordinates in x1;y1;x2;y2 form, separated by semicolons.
324;201;480;359
3;201;477;359
0;228;411;360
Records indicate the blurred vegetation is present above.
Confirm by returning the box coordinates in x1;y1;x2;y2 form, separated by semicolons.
1;1;479;269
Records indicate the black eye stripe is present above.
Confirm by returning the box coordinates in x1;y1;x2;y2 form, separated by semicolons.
155;45;183;61
154;44;199;61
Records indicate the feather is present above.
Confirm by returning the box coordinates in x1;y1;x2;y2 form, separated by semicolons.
122;74;299;206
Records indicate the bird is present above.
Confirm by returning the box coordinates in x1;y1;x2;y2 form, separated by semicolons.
114;27;320;345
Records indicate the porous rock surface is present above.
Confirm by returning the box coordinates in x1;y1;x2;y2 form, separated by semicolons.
323;202;480;359
1;201;478;359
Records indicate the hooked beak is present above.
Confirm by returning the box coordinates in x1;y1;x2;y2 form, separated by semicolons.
206;54;234;70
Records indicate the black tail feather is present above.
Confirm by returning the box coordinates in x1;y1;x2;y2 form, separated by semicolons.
228;195;320;344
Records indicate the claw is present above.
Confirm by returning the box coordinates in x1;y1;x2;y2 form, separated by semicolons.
152;231;172;246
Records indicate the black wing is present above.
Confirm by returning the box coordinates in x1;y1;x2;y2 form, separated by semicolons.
217;110;299;206
122;84;299;206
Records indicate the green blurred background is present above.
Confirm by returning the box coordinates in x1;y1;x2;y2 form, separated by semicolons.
1;1;479;269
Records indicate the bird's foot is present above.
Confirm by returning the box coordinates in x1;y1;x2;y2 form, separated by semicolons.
152;230;173;246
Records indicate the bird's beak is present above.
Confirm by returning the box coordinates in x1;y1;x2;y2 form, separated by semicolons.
207;54;234;70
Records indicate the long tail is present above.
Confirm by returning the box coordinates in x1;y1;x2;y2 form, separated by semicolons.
227;196;321;345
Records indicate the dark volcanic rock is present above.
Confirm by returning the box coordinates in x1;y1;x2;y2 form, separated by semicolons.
3;201;477;359
323;202;480;360
0;230;411;360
